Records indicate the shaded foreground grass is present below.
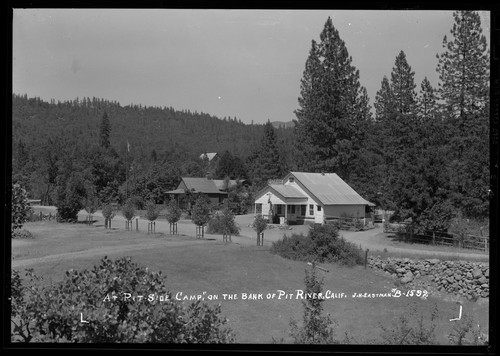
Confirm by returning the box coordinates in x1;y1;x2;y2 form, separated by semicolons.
11;223;489;344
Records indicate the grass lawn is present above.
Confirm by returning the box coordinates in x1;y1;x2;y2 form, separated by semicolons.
13;221;196;261
11;222;489;344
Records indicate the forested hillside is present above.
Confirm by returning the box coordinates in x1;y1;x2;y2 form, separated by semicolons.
12;94;296;161
11;94;295;207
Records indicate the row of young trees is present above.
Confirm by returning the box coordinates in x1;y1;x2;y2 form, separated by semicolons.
293;11;489;233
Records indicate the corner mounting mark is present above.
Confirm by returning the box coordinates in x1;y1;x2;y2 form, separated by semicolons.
450;304;463;321
81;313;89;324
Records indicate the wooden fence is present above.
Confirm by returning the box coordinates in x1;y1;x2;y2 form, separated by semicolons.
384;223;489;252
28;211;57;222
324;215;367;231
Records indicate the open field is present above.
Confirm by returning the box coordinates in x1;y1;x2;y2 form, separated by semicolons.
11;218;489;344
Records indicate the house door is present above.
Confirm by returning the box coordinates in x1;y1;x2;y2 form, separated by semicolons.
314;205;324;224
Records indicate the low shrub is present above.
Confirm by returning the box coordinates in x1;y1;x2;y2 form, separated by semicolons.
448;313;488;345
271;224;364;266
56;195;83;223
12;183;32;232
11;257;236;343
325;220;340;230
206;209;240;236
353;218;364;231
379;303;438;345
270;233;316;262
12;229;34;239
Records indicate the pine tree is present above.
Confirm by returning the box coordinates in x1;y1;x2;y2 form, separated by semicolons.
372;51;419;211
390;50;417;115
294;17;370;178
436;10;489;219
417;77;438;120
248;122;285;188
215;150;247;180
436;11;489;123
374;76;396;122
99;111;111;149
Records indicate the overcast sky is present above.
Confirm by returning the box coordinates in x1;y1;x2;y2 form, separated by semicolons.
12;9;490;124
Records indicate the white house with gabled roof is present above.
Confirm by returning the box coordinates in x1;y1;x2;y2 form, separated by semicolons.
253;172;375;225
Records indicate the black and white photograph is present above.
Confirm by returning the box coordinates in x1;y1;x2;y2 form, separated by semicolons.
8;6;495;350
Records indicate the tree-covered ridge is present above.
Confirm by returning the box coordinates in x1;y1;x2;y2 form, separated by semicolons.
12;93;295;207
12;94;289;161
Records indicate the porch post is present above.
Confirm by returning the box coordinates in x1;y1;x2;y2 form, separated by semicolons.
285;203;288;225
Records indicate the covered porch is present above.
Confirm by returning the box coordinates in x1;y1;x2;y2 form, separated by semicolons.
254;190;309;225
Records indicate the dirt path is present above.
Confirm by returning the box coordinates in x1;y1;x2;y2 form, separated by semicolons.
336;227;488;260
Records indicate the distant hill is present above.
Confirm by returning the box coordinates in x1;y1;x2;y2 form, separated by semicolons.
270;121;295;129
11;94;295;163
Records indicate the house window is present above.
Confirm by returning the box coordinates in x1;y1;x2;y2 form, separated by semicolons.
289;177;294;183
277;205;283;215
256;204;262;214
287;205;295;214
301;205;306;216
309;204;314;215
317;205;322;212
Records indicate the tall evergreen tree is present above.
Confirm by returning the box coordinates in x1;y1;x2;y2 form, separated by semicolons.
248;122;284;189
99;111;111;149
436;10;489;218
390;50;417;115
436;11;489;122
215;150;247;180
374;76;395;121
417;77;438;120
373;51;419;208
294;17;371;178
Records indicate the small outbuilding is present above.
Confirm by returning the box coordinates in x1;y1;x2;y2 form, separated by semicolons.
165;177;227;208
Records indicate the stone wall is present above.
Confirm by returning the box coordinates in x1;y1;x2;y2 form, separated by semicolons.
368;256;489;300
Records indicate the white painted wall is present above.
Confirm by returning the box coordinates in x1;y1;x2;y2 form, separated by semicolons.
323;205;365;219
283;179;320;219
255;191;284;218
